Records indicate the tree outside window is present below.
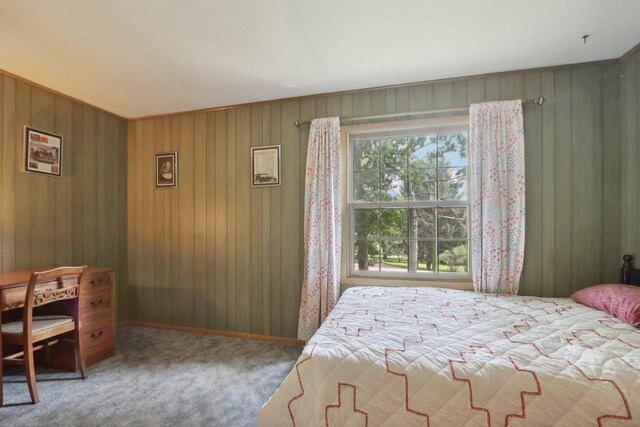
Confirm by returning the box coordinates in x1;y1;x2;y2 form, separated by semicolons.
350;126;469;276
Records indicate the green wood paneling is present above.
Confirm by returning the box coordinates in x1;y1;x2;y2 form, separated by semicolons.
571;66;604;293
226;109;237;330
124;62;625;338
205;111;217;329
250;105;264;334
621;50;640;260
602;63;621;282
540;71;556;296
553;70;573;295
521;72;543;296
235;106;251;332
214;110;229;329
0;73;127;319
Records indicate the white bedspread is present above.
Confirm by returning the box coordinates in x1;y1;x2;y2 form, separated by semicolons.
259;286;640;426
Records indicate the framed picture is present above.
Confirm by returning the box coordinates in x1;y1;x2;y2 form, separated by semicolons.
156;152;178;188
24;126;63;177
251;145;281;187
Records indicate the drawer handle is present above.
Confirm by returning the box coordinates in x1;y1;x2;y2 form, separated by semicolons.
90;298;104;307
89;278;104;286
90;330;104;339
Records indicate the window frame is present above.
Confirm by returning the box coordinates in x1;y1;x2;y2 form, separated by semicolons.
341;116;472;286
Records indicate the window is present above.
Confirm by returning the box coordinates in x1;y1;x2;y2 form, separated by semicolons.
347;123;469;279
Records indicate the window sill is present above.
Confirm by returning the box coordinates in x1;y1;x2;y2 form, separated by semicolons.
341;275;473;291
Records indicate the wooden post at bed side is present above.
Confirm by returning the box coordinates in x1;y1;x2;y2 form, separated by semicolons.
620;254;634;284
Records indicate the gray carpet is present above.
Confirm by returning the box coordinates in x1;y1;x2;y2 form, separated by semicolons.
1;326;301;426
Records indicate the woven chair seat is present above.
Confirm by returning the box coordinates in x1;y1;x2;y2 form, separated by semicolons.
2;315;73;335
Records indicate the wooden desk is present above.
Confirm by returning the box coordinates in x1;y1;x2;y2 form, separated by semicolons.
1;268;116;371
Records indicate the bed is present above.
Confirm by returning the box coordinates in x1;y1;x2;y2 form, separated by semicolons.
259;256;640;426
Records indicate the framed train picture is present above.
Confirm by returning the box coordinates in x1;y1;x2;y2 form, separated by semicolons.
156;152;178;187
24;126;63;177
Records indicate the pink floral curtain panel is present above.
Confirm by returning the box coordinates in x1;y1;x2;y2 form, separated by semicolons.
298;117;341;340
469;100;525;295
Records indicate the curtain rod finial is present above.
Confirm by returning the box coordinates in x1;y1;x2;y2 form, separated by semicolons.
294;120;302;127
534;96;545;105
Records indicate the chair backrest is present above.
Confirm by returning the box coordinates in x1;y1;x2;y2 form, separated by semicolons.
23;266;87;334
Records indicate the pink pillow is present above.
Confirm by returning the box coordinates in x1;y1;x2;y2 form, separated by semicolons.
571;284;640;326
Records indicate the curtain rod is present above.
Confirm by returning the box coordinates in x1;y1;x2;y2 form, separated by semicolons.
293;96;545;127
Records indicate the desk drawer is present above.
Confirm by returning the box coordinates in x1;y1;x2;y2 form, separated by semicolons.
82;324;115;351
81;311;113;333
80;288;113;319
50;327;116;370
82;273;112;293
1;280;76;311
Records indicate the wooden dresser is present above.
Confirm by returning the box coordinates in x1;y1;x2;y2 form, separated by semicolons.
0;267;116;370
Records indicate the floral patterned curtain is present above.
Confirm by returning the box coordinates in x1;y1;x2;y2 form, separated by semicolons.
470;100;525;295
298;117;341;340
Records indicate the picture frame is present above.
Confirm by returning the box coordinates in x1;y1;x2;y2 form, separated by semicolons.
251;145;281;187
156;152;178;188
23;126;63;177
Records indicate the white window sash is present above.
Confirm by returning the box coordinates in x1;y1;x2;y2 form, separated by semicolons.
344;118;471;282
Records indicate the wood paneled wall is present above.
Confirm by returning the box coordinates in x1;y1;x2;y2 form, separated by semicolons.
0;58;628;340
126;62;622;338
621;49;640;259
0;73;128;318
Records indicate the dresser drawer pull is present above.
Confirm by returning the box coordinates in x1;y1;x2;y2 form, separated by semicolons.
90;330;104;339
89;277;105;286
90;298;104;307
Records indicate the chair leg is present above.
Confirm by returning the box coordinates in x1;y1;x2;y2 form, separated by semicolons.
24;345;39;404
1;355;3;407
75;328;87;380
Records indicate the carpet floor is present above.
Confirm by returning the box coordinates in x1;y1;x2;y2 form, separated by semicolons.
1;326;301;426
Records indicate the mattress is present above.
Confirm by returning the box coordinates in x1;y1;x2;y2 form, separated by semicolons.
258;286;640;426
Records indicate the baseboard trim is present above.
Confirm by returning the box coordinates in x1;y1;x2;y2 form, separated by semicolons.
116;320;305;347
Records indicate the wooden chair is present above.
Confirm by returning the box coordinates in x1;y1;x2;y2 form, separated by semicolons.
1;266;87;404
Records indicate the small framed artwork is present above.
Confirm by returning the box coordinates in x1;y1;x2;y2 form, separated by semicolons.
251;145;281;187
156;152;178;188
24;126;63;177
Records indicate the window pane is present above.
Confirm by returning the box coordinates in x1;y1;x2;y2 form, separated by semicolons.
415;240;437;273
438;207;468;239
438;132;467;167
354;209;379;240
380;240;408;273
438;241;468;273
353;139;379;171
350;126;470;278
381;137;408;170
380;208;407;239
438;167;467;200
408;135;437;169
408;168;437;201
381;171;407;201
409;208;435;239
353;171;380;201
354;239;380;271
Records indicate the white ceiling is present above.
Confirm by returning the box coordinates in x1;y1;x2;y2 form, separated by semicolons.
1;0;638;118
